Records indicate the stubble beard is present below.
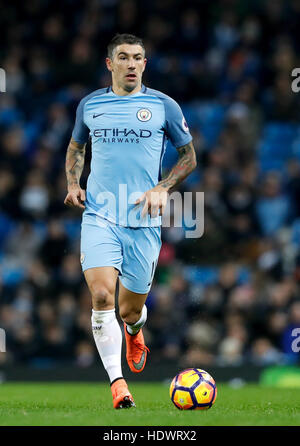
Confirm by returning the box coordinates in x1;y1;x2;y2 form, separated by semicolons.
123;82;138;93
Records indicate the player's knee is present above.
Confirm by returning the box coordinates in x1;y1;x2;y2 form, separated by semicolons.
119;306;142;325
91;283;115;309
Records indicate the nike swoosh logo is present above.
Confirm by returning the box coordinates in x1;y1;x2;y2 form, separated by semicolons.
132;349;146;370
93;113;104;118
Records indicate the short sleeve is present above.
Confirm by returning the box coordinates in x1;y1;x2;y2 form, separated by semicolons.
71;98;90;144
163;97;192;148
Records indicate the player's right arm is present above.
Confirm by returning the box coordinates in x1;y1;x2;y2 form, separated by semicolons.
64;95;90;210
64;137;86;209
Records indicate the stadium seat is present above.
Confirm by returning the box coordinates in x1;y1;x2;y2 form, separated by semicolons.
183;265;219;285
291;218;300;246
262;122;297;144
0;213;16;249
1;264;25;286
258;158;285;173
63;219;81;241
182;102;226;148
183;265;251;286
258;122;298;170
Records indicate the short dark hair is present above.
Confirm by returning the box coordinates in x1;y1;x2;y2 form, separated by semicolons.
107;33;145;59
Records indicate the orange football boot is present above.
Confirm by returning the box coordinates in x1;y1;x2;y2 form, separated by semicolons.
111;378;135;409
124;323;149;373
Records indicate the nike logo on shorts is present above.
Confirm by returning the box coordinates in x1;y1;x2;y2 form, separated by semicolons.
93;113;104;118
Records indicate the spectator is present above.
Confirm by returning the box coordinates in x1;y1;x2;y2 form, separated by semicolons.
255;173;292;236
39;219;69;269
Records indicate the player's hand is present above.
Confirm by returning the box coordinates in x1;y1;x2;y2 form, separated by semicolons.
64;185;86;210
135;185;168;218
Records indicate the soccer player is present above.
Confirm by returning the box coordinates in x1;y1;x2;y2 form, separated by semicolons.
64;34;196;409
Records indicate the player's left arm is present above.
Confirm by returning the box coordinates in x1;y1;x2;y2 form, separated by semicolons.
136;140;197;218
158;140;197;191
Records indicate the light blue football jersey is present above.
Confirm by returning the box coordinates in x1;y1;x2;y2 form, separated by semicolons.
72;84;192;227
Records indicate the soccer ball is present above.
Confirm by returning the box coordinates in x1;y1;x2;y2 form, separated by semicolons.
169;368;217;410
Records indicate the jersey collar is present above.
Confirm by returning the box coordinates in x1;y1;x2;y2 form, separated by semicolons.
107;84;147;95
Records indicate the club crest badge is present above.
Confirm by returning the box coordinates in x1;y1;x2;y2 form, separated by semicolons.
182;116;189;132
137;108;152;122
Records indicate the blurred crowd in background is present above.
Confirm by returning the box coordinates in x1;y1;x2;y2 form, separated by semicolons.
0;0;300;370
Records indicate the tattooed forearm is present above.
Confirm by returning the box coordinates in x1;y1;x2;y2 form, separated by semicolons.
65;137;86;189
158;140;197;191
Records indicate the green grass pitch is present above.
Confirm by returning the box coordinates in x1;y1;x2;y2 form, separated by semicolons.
0;382;299;426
